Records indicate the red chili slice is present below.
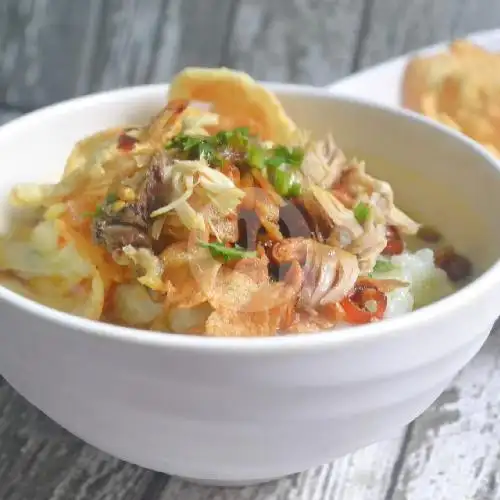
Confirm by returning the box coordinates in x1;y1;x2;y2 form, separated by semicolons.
382;225;404;256
117;133;138;152
341;282;387;324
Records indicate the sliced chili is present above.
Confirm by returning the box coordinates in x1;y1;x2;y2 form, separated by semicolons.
117;133;138;152
382;225;404;256
341;282;387;324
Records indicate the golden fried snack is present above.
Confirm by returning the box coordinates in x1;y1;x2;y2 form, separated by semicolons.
402;40;500;157
167;67;298;145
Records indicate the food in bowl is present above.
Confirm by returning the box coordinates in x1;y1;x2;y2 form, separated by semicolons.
403;39;500;157
0;68;471;336
0;80;498;486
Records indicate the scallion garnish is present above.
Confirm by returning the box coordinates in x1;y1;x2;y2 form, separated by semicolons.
372;259;397;273
198;241;257;262
354;202;370;224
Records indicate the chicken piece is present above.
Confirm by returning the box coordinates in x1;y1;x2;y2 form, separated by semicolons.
339;161;420;235
272;237;360;310
300;134;347;189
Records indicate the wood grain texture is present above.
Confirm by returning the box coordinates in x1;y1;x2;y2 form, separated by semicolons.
0;1;500;499
0;379;162;500
356;0;500;70
88;0;235;93
224;0;366;85
391;320;500;500
0;0;101;109
0;0;235;108
0;108;164;500
155;437;405;500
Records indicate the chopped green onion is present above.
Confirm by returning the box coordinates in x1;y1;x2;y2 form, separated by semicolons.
265;155;285;169
372;259;397;273
166;134;218;163
215;130;231;146
286;146;305;167
105;193;119;204
233;126;250;136
264;145;305;170
272;168;293;197
215;127;250;151
198;241;257;262
166;131;305;198
354;202;370;224
248;144;266;170
198;142;218;163
83;192;118;218
287;182;302;198
266;145;304;169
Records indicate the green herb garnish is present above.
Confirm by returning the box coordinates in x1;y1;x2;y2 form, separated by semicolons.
272;168;293;197
83;192;118;218
105;193;119;204
354;202;370;224
198;241;257;262
247;144;266;170
287;182;302;198
266;145;303;169
261;145;305;196
372;259;397;273
167;129;305;198
215;127;250;149
167;128;251;165
166;135;219;163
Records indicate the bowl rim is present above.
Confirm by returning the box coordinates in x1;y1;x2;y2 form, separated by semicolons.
1;82;499;353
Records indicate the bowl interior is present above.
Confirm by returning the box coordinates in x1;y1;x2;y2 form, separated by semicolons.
277;90;500;274
0;84;499;275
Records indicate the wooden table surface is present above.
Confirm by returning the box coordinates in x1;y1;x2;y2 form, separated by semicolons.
1;1;500;499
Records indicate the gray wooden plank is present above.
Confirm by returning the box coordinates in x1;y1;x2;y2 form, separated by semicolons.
356;0;500;70
224;0;366;85
354;5;500;498
86;0;167;92
0;106;163;499
153;436;405;500
0;108;24;126
88;0;235;93
0;379;162;500
390;320;500;500
0;0;101;109
0;377;402;500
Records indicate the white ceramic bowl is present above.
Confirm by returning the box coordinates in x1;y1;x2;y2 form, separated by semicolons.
0;84;499;487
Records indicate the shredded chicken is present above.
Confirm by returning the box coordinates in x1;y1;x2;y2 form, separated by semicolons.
307;185;363;240
301;134;347;189
345;205;388;273
272;237;360;311
340;161;420;235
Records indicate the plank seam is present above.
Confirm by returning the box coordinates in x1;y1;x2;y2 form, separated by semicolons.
144;0;173;82
349;0;375;73
384;422;415;500
219;0;242;67
75;0;106;96
137;472;172;500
